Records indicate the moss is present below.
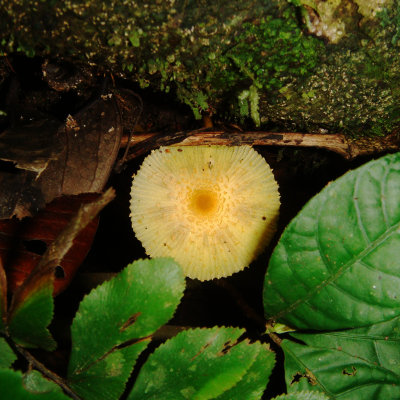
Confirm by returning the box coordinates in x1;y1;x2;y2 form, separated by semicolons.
0;0;322;123
0;0;399;135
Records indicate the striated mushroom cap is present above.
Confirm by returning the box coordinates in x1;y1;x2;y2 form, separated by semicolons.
130;145;280;280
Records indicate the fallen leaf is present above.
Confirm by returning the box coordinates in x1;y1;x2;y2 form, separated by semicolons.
0;93;124;219
0;171;45;219
6;189;115;350
37;95;123;201
0;118;62;174
0;258;6;331
0;193;102;295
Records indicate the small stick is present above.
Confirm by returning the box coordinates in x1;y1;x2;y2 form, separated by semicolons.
121;130;400;160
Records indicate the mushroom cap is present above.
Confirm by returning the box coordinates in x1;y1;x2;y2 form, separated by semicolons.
130;145;280;280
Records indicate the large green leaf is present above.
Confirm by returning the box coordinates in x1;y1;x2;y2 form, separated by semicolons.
128;327;274;400
264;153;400;330
282;334;400;399
0;337;17;368
0;368;69;399
67;258;185;400
292;314;400;375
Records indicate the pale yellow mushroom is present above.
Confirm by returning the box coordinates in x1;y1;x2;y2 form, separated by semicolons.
130;145;280;280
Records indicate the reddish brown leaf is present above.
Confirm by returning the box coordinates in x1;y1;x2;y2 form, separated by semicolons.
0;257;6;330
0;193;102;296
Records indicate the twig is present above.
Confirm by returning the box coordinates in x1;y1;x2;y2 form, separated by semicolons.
120;130;400;160
123;127;212;162
15;344;82;400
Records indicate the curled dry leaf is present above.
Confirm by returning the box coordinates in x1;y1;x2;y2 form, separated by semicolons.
0;92;126;219
37;94;123;202
0;118;62;174
0;171;45;220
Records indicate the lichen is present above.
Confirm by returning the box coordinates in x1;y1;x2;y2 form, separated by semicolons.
258;0;400;135
289;0;393;43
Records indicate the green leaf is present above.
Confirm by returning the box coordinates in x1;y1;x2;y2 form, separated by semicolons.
0;337;17;368
7;273;56;351
272;391;329;400
215;340;275;400
0;368;69;399
22;370;69;399
292;314;400;375
264;153;400;330
129;327;273;400
282;336;400;399
67;258;185;400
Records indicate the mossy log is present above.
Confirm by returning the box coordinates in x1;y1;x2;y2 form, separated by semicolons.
1;0;400;136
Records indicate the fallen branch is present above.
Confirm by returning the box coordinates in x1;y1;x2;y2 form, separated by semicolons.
121;130;400;160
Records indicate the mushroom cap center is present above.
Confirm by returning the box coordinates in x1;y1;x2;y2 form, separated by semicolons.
189;189;218;216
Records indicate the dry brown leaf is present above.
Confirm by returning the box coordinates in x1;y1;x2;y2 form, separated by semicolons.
0;92;126;219
0;171;45;219
37;95;123;202
0;118;62;173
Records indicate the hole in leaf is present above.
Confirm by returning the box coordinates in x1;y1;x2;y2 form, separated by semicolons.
54;265;65;279
290;372;303;384
290;369;318;386
23;239;47;255
217;339;238;356
342;366;357;376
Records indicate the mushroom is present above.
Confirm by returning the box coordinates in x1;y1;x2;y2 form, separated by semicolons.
130;145;280;280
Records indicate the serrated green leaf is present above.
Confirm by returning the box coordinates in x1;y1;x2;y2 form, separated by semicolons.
282;338;400;399
0;337;17;368
67;258;185;400
264;153;400;330
272;391;329;400
215;341;275;400
22;370;69;399
128;327;266;400
0;368;69;399
8;273;56;351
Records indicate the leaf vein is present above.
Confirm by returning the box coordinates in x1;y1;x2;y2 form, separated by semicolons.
353;171;371;245
271;207;400;321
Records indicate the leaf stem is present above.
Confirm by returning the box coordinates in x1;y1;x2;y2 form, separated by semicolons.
15;344;82;400
266;330;282;347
